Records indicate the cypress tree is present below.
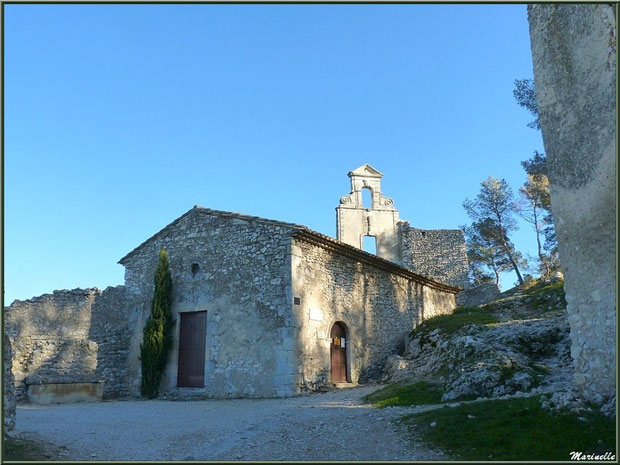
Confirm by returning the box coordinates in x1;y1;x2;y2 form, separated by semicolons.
140;248;174;398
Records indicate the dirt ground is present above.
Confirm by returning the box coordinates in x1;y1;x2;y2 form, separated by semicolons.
10;385;448;461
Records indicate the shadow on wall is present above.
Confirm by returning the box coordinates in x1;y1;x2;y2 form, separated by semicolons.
88;285;132;398
298;242;437;389
5;286;133;402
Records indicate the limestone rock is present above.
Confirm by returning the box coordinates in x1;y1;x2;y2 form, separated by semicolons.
529;3;616;407
4;335;16;434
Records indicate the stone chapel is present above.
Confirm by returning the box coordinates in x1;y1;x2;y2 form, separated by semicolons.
6;165;469;401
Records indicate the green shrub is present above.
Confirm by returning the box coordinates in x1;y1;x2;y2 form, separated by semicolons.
140;249;175;399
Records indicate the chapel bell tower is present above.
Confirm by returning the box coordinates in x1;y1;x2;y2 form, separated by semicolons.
336;164;402;263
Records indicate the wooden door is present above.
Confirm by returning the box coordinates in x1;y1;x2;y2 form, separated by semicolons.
330;323;347;383
177;311;207;387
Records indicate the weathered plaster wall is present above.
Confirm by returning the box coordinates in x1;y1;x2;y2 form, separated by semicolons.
120;208;297;398
400;222;470;288
4;286;131;400
528;4;616;406
291;235;457;391
4;334;16;434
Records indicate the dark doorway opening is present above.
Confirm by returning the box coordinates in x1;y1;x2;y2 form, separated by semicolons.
177;311;207;387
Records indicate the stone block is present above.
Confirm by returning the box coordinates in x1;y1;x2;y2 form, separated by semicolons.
27;382;104;404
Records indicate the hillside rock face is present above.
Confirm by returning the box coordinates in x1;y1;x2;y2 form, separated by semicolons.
385;286;573;403
528;4;616;410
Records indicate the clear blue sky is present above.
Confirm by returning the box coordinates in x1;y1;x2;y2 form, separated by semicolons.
4;4;545;303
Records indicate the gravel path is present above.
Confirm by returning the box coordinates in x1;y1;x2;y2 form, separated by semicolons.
13;385;448;461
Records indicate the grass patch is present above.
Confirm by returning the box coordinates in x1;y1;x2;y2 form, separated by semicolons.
523;280;567;311
402;395;616;461
363;381;444;407
410;306;500;340
2;437;62;461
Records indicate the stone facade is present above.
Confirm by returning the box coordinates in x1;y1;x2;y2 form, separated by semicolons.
119;207;298;398
5;286;131;400
528;4;616;407
291;231;457;391
118;207;459;397
400;222;469;288
4;334;16;434
5;166;466;400
336;164;469;288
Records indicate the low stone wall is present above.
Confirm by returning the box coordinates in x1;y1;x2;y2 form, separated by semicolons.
5;286;131;400
399;222;470;288
457;282;501;307
4;334;16;434
10;337;98;400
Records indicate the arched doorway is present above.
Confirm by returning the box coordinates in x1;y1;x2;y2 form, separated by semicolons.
330;322;348;383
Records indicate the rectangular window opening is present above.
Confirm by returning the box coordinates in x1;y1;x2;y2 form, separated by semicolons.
363;235;377;255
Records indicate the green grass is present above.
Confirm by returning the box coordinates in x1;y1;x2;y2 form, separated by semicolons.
2;437;62;461
410;306;500;341
523;280;567;311
363;380;444;407
402;395;616;461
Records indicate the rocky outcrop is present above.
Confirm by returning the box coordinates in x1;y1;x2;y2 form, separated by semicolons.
384;284;574;404
4;334;16;434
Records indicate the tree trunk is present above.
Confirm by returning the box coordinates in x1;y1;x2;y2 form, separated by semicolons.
493;267;501;288
532;206;550;279
497;216;524;285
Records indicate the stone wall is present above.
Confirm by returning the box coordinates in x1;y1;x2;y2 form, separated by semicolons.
457;281;501;307
4;286;131;400
291;233;457;391
4;334;16;434
120;207;296;398
528;4;616;407
399;222;470;288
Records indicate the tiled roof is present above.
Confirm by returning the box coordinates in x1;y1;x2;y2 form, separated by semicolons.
118;205;461;293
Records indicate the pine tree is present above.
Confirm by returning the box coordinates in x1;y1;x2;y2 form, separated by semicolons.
463;220;513;287
140;248;174;399
513;78;540;130
463;176;526;285
518;151;560;279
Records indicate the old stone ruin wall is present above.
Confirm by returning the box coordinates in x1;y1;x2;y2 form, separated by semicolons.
528;4;616;410
4;334;16;434
4;286;131;400
399;222;470;289
457;281;501;307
